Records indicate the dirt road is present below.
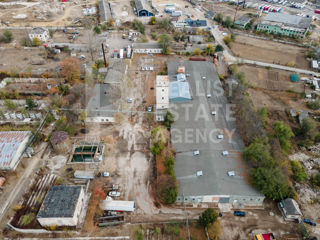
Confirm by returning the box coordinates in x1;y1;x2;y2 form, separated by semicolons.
0;142;47;224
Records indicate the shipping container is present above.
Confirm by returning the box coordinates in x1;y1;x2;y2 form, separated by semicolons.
100;200;136;212
189;57;206;61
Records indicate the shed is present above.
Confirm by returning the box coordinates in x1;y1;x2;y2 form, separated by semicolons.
74;170;95;179
134;0;154;17
279;198;302;221
290;74;299;82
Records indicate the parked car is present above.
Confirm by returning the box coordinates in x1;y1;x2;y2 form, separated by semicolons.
211;111;217;115
207;94;212;98
126;98;133;103
108;191;120;197
103;172;110;177
234;211;245;217
217;135;224;139
304;218;317;226
222;151;229;156
193;150;200;155
148;105;153;112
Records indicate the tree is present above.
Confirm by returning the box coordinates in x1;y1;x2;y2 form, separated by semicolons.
159;34;171;55
193;48;202;56
204;44;215;56
151;140;164;155
0;30;13;43
26;98;36;109
250;167;293;200
215;44;224;52
93;26;101;34
32;37;41;46
273;121;294;152
198;208;218;227
207;221;221;240
149;16;156;25
300;118;317;140
223;16;233;28
164;110;174;127
107;18;114;27
291;160;308;182
214;13;223;23
157;18;170;30
223;35;232;46
242;138;274;168
157;175;178;204
60;57;80;83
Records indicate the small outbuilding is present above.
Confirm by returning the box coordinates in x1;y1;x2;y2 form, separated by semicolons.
134;0;154;17
279;198;302;221
234;15;252;29
28;27;50;42
290;74;299;82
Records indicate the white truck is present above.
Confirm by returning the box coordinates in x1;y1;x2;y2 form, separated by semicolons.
120;49;124;59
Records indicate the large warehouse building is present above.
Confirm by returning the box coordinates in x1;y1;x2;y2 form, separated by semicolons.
168;60;265;207
0;131;31;171
257;12;311;38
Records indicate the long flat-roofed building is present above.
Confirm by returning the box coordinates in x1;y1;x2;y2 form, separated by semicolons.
257;12;311;38
0;131;31;171
156;75;170;110
168;60;264;207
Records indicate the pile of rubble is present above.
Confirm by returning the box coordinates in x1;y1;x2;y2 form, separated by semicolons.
289;152;320;175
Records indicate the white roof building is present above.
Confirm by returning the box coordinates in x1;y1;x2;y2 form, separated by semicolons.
28;27;49;42
156;75;170;110
0;131;31;171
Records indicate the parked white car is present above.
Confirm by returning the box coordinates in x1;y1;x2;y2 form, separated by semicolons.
217;135;224;139
108;191;120;197
193;150;200;156
211;111;217;115
222;151;229;156
207;94;212;98
227;171;235;177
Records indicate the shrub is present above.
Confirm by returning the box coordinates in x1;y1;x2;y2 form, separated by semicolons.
207;221;221;240
4;99;16;110
32;37;41;46
132;19;145;34
300;118;318;140
164;110;174;127
151;140;164;155
258;107;268;127
214;13;223;23
215;44;224;52
157;175;178;204
93;26;101;34
149;16;156;25
198;208;218;227
20;213;36;226
312;174;320;187
151;33;157;40
291;160;308;182
26;98;36;109
164;155;175;176
0;30;13;43
306;100;320;110
223;35;232;46
273;121;294;152
193;48;202;56
159;34;171;55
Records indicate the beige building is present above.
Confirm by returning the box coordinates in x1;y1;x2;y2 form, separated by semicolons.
156;75;170;110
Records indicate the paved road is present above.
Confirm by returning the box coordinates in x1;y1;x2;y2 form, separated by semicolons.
208;23;320;77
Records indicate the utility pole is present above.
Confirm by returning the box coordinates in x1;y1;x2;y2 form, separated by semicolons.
233;0;240;23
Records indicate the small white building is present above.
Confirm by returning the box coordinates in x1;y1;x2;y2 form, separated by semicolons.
28;27;49;42
37;185;90;227
0;131;31;171
132;43;162;54
156;75;170;110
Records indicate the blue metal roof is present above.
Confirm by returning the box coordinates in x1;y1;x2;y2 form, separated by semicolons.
169;81;191;101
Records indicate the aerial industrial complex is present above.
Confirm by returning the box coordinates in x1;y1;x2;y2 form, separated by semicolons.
0;0;320;238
